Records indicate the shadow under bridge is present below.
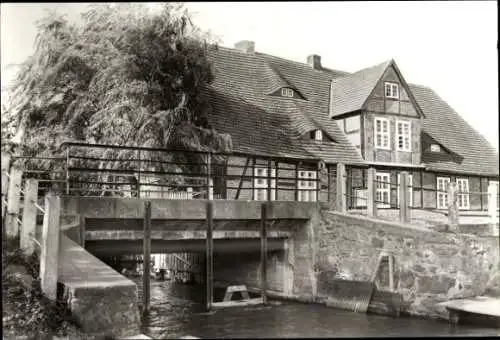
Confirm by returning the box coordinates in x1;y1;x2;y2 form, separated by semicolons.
61;197;316;257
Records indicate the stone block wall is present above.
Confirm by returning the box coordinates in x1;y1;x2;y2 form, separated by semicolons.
315;211;500;319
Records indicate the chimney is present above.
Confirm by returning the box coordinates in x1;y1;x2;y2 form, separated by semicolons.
234;40;255;53
307;54;322;70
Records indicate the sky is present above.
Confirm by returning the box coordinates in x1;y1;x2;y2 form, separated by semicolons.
1;1;498;150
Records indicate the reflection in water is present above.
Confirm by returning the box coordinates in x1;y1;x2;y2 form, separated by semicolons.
134;279;499;339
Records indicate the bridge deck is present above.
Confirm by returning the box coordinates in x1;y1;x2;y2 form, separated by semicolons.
437;296;500;318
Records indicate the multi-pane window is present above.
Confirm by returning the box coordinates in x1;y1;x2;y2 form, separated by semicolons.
254;167;276;201
376;172;390;208
397;173;413;208
385;82;399;99
375;118;390;150
456;178;470;210
430;144;441;152
309;129;323;141
396;121;411;151
298;170;317;202
281;88;294;98
437;177;450;209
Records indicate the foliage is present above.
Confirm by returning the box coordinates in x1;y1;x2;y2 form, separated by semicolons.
4;3;231;193
2;244;78;339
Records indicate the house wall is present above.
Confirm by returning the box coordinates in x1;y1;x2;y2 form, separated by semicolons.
363;112;421;165
361;65;422;164
225;156;317;201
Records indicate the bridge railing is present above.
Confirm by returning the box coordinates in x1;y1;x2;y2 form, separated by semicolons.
11;142;330;202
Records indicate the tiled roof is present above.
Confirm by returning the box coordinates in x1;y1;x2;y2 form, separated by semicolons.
204;45;498;176
410;84;499;176
205;46;364;164
329;60;392;118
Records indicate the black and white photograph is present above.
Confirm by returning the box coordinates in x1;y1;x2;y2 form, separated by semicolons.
1;1;499;339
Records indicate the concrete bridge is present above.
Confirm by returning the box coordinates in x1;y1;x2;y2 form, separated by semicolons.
61;197;315;255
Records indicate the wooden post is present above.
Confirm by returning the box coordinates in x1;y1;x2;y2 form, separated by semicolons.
40;191;61;301
6;166;23;238
142;201;151;315
388;255;394;292
399;171;409;223
205;201;214;312
206;153;212;200
488;183;498;235
1;151;12;222
137;150;142;199
367;168;377;217
295;163;300;201
327;166;332;204
260;202;268;305
447;182;459;232
336;163;346;212
21;179;39;256
267;159;272;201
316;162;321;202
65;147;70;195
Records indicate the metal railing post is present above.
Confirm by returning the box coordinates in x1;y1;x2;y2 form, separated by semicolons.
207;152;212;200
260;202;268;304
65;147;70;195
205;201;214;312
142;201;151;315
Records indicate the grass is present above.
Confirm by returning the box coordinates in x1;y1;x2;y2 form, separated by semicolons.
2;236;84;340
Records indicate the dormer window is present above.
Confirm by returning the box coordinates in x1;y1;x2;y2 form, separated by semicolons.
309;129;323;141
430;144;441;152
385;82;399;99
281;88;294;98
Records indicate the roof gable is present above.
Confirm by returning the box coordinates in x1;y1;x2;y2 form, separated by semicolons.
363;61;425;118
330;59;425;119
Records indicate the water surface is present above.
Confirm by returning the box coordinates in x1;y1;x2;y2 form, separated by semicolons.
134;278;499;338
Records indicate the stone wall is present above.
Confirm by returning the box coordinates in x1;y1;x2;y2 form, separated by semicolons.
205;206;499;321
315;211;499;319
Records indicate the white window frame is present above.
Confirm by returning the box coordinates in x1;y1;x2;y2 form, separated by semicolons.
397;173;413;208
374;117;390;150
437;177;451;210
376;172;391;208
298;170;317;202
456;178;470;210
254;166;276;201
314;130;323;141
281;88;294;98
385;82;399;99
396;121;411;152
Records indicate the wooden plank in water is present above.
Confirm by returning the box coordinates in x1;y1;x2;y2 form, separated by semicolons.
212;297;264;309
226;285;248;293
367;289;403;317
324;279;375;313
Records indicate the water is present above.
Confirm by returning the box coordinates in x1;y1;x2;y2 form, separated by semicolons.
134;278;499;338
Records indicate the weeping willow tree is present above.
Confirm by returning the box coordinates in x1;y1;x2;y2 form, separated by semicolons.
3;3;231;195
